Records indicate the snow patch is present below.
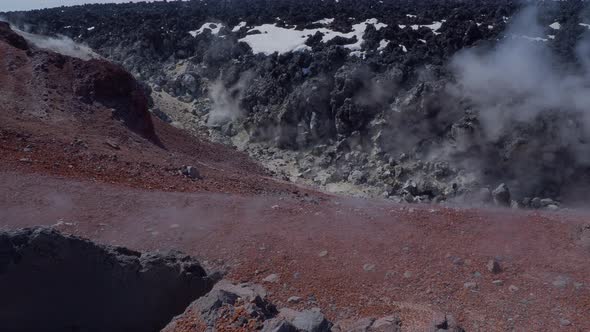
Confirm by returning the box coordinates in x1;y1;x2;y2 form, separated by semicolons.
407;21;443;34
189;22;224;37
239;18;387;55
232;21;247;32
399;44;407;53
377;39;390;51
87;26;95;31
549;22;561;30
313;18;334;25
349;50;366;59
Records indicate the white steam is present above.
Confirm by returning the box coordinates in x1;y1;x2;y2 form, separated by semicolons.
448;7;590;140
207;71;254;126
12;25;100;60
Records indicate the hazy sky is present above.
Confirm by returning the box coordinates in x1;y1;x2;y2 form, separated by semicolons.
0;0;165;12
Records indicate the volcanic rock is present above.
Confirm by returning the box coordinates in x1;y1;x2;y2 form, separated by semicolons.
0;227;214;332
492;183;511;207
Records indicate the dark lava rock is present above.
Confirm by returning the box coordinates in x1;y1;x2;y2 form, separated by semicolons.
0;21;28;50
0;227;214;332
72;58;157;140
492;183;511;207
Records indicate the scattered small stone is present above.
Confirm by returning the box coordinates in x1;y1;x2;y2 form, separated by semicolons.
372;315;402;330
509;285;519;292
552;275;570;289
464;282;478;290
271;205;280;210
487;259;502;274
451;257;463;266
287;296;302;304
19;158;32;163
492;280;504;286
573;282;584;290
559;319;571;327
531;197;542;209
363;263;375;272
403;271;412;278
473;271;482;278
318;250;328;257
181;165;200;179
104;139;120;150
540;198;558;207
262;273;279;283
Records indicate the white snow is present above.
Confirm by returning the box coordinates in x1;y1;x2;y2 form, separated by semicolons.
64;26;72;29
349;50;366;59
87;26;95;31
548;35;556;39
549;22;561;30
399;44;407;53
580;23;590;29
313;18;334;25
398;25;406;29
377;39;390;51
488;25;494;30
239;18;388;55
232;21;247;32
423;21;443;34
406;14;417;18
189;22;224;37
408;21;443;34
418;39;427;44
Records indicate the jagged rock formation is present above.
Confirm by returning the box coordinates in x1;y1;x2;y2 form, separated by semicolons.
164;280;462;331
0;227;214;332
4;0;590;206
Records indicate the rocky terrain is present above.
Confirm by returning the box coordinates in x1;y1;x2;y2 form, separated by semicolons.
0;227;214;332
4;0;590;207
1;2;590;332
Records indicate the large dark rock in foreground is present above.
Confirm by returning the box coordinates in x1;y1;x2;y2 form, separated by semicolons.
0;227;214;332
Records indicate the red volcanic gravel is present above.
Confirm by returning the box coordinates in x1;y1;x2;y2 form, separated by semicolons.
1;171;589;331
